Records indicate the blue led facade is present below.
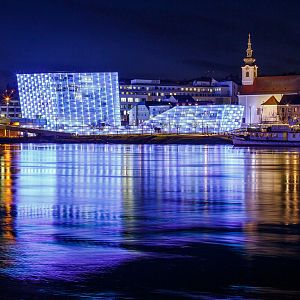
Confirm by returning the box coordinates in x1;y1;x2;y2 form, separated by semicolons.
144;105;244;133
17;72;121;131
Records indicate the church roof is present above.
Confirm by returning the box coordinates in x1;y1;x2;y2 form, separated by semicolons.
280;94;300;105
240;75;300;95
261;96;279;105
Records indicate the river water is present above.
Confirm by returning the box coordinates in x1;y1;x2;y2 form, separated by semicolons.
0;144;299;299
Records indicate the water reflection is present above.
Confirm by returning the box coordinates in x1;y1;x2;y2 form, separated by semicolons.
0;144;299;296
0;145;19;272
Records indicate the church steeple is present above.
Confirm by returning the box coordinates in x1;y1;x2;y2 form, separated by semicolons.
244;33;256;65
241;33;258;85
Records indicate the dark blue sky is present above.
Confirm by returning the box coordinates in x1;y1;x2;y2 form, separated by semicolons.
0;0;300;87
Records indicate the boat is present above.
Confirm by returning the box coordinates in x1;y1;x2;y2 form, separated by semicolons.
232;125;300;146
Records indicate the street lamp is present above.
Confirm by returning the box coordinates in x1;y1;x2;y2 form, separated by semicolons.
5;96;10;118
2;89;14;119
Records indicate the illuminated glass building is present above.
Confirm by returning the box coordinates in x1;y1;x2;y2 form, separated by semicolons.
144;105;244;133
17;72;121;131
119;78;239;125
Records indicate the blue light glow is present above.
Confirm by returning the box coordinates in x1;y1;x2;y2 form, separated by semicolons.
17;72;121;132
144;105;244;133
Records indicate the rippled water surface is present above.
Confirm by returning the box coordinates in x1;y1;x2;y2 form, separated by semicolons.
0;143;300;298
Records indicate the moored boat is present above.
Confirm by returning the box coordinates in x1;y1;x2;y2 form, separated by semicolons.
233;125;300;147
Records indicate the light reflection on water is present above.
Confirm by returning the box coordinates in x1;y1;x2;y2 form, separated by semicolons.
0;144;299;297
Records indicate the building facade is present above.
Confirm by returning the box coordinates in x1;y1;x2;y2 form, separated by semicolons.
143;105;244;133
0;98;21;119
148;102;171;117
238;34;300;125
128;101;171;126
128;104;150;126
17;72;121;131
0;88;21;119
120;78;239;125
277;94;300;124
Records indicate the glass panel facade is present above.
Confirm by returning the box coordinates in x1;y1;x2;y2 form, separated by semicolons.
144;105;244;133
17;72;121;131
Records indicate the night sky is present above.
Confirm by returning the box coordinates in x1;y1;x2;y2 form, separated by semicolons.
0;0;300;87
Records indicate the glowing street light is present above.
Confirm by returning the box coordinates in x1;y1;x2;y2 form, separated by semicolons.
2;89;14;118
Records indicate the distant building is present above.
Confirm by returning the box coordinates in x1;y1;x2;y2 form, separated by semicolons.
163;95;198;105
261;96;279;123
238;34;300;125
278;94;300;124
143;105;244;133
128;101;171;126
0;88;21;119
17;72;121;132
120;78;239;125
147;101;171;117
0;97;21;119
128;103;150;126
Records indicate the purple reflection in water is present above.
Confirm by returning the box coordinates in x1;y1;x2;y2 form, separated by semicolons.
0;144;299;297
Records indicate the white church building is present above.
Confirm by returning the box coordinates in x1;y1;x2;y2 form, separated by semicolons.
238;34;300;125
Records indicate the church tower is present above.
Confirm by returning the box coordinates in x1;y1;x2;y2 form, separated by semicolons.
241;33;258;85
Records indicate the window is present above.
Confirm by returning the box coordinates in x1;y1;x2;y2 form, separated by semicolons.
257;108;261;115
246;71;249;77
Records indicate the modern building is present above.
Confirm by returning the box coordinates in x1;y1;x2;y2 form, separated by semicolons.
143;105;244;133
120;78;239;125
128;101;171;126
0;88;21;119
0;98;21;119
128;94;231;127
17;72;121;132
147;101;171;117
128;103;150;126
238;34;300;125
163;95;198;105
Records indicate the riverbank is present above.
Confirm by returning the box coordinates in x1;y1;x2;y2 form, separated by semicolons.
0;134;232;145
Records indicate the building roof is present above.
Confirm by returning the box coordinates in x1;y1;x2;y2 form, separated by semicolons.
167;95;196;103
261;96;279;105
240;75;300;95
145;101;170;107
279;94;300;105
196;100;215;105
119;77;227;87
